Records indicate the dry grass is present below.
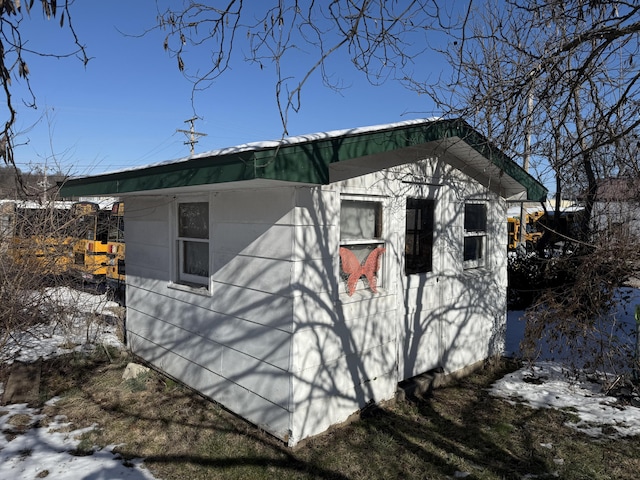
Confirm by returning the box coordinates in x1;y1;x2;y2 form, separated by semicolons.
4;349;640;480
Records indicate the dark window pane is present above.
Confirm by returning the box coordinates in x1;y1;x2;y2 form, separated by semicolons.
183;241;209;277
179;203;209;239
463;236;483;261
464;204;486;232
96;211;110;243
405;198;435;274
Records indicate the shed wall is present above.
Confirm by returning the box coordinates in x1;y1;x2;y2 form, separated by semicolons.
123;154;509;447
124;190;297;441
289;157;508;444
592;200;640;240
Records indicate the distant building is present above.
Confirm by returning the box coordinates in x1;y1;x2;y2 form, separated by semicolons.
585;177;640;242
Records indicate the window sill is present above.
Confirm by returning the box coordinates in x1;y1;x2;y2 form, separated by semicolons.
404;271;438;288
338;288;390;303
405;269;437;278
167;282;210;297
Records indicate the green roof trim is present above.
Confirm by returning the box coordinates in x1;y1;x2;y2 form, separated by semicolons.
59;118;547;201
444;120;548;202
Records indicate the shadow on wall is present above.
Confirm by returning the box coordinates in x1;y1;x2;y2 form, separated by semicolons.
123;149;510;446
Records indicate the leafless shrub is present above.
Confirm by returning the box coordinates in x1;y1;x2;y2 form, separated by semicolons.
521;238;640;381
0;200;110;362
0;249;52;355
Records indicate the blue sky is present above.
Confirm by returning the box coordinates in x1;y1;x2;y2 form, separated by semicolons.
12;2;446;177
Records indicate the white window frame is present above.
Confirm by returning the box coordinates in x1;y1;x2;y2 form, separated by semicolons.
173;197;211;290
463;202;487;270
338;194;387;295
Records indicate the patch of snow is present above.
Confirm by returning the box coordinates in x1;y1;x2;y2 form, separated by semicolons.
0;401;155;480
490;361;640;438
0;287;156;479
505;286;640;372
498;287;640;439
453;471;471;478
1;287;122;365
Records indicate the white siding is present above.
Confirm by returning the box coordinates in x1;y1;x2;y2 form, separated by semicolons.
290;174;400;444
124;155;510;447
592;201;640;240
124;189;297;442
289;157;509;445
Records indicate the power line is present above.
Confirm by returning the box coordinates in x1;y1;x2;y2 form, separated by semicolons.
176;117;207;155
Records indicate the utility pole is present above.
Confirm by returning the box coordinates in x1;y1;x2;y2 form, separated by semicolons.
520;87;534;251
524;89;533;173
177;117;207;155
37;162;51;203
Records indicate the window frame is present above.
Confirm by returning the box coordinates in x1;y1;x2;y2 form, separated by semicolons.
405;197;436;275
338;195;387;295
174;197;211;289
463;202;487;270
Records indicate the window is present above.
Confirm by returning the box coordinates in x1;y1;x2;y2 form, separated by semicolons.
177;201;209;286
339;199;386;295
463;203;487;268
405;198;435;274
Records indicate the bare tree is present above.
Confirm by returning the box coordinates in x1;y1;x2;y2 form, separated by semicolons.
157;1;639;214
0;198;114;362
431;0;640;231
157;3;640;249
155;1;640;376
0;0;88;175
423;0;640;375
155;0;446;134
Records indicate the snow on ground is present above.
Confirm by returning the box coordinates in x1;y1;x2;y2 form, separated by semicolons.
2;287;123;365
490;361;640;438
504;286;640;363
1;286;640;479
0;287;158;480
0;398;155;480
498;286;640;439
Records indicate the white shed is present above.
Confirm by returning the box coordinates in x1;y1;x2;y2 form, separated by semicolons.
60;118;546;446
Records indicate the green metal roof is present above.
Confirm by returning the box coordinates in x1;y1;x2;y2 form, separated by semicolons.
59;118;547;202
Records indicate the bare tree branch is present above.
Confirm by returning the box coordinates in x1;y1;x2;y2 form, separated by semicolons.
155;1;443;136
0;0;88;192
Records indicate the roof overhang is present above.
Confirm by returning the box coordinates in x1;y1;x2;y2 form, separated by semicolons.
58;118;547;202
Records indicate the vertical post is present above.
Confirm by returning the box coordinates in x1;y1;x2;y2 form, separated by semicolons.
519;88;534;252
524;89;533;173
519;202;526;251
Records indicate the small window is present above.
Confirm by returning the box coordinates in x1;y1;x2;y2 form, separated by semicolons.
339;199;385;295
463;203;487;268
405;198;435;274
340;200;382;240
177;201;209;286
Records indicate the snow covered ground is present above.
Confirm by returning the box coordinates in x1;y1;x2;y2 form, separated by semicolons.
0;287;157;480
499;286;640;438
490;361;640;438
0;286;639;479
0;399;155;479
1;287;123;366
504;286;639;369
